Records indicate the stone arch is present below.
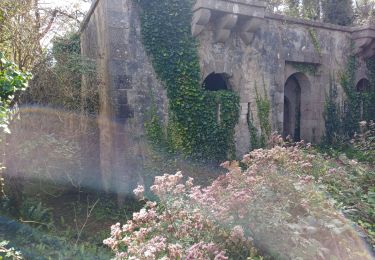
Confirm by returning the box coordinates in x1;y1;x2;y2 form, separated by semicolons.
356;78;371;92
202;72;232;91
356;78;372;120
283;72;313;142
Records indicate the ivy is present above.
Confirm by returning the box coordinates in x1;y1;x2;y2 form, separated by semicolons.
248;109;260;150
340;54;361;137
364;56;375;120
255;83;272;148
308;28;322;57
323;51;375;145
247;81;271;150
291;62;318;76
0;52;31;133
323;74;341;144
137;0;239;161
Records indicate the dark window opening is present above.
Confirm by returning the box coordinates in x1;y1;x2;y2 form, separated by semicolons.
356;78;370;92
202;73;230;91
356;78;371;120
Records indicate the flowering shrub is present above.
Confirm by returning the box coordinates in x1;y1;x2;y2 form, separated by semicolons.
104;172;257;259
105;138;372;259
352;121;375;160
0;240;23;260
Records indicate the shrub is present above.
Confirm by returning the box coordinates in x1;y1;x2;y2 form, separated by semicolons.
351;120;375;161
105;138;372;259
0;241;23;260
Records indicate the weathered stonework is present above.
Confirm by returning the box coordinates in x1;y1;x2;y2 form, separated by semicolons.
80;0;168;199
80;0;375;193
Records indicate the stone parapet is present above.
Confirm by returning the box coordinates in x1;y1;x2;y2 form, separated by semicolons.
352;26;375;58
192;0;266;44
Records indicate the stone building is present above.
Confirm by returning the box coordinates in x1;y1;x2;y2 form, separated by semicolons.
80;0;375;196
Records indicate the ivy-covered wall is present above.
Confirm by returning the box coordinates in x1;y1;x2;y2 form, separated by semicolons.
79;0;375;195
138;0;240;161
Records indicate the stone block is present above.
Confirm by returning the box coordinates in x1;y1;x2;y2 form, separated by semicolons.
110;43;129;59
108;11;129;28
107;0;124;11
116;104;134;123
108;28;126;44
110;74;132;90
117;90;128;104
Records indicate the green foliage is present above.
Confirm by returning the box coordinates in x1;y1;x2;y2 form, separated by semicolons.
292;61;318;76
323;53;375;145
308;150;375;248
308;28;322;57
138;0;239;160
364;56;375;118
323;75;341;144
145;108;167;149
248;109;260;150
302;0;321;20
322;0;354;25
340;54;361;137
255;82;272;148
19;200;54;231
0;53;31;133
0;241;23;260
23;32;98;114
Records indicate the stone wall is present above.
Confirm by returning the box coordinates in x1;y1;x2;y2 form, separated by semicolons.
80;0;167;201
81;0;374;189
193;0;374;155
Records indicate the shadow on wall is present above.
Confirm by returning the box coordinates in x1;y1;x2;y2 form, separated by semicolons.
202;72;232;91
283;72;314;142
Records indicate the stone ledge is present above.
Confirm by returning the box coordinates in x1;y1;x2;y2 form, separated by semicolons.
192;0;266;44
265;13;353;33
352;26;375;58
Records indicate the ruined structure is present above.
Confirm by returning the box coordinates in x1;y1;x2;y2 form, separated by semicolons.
80;0;375;195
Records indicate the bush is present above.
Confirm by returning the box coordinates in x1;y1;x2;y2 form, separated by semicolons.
105;137;372;259
351;121;375;161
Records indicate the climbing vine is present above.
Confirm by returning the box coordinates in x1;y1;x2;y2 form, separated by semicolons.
291;62;318;76
323;74;341;144
137;0;239;160
364;56;375;120
323;51;375;144
255;83;272;148
247;81;271;150
308;28;322;57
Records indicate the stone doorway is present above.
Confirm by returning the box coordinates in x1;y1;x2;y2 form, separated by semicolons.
283;72;312;142
283;75;301;141
356;78;371;120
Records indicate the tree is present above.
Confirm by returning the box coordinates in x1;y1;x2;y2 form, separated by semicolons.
303;0;321;20
354;0;375;24
0;53;31;133
0;0;87;70
322;0;354;25
0;52;31;215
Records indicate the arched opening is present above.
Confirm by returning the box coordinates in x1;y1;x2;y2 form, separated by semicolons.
356;78;371;120
283;72;312;142
356;78;370;92
283;75;301;141
202;72;230;91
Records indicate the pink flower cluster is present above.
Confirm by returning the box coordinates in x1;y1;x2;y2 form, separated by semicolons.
104;142;371;259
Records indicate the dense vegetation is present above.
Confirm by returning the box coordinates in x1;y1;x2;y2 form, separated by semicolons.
139;0;239;160
105;136;374;259
0;0;374;259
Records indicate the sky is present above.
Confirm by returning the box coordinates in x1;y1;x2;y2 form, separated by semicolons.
39;0;92;46
43;0;91;10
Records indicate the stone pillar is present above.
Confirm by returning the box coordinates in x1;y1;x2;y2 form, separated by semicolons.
235;103;251;157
